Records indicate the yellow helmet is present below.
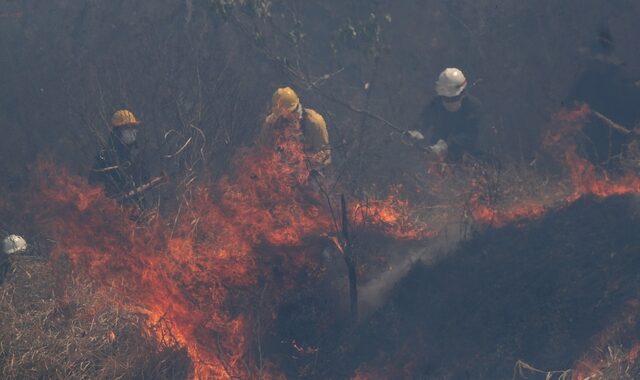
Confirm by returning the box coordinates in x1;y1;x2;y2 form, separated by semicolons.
272;87;300;115
111;109;140;128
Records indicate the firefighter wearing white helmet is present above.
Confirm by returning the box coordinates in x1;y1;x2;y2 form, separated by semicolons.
1;234;26;284
3;234;27;254
257;87;332;168
411;67;483;162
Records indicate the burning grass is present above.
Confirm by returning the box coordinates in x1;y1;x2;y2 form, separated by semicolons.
345;194;640;379
19;124;434;378
514;344;640;380
0;255;190;380
573;345;640;380
3;104;640;378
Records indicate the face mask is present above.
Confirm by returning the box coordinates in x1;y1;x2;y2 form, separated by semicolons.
120;128;138;145
278;104;303;122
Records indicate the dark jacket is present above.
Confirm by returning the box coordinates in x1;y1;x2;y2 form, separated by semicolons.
89;132;150;199
564;59;640;166
0;250;9;285
418;94;483;161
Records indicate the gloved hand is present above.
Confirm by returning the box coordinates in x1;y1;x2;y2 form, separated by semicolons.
310;150;331;166
405;130;425;140
429;139;448;156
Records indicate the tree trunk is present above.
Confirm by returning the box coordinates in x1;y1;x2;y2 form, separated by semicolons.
341;194;358;323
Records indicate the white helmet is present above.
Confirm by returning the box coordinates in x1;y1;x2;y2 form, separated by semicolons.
435;68;467;97
3;235;27;254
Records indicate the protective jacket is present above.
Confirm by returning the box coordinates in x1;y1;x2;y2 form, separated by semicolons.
257;108;331;167
89;132;150;199
418;94;482;162
0;250;9;285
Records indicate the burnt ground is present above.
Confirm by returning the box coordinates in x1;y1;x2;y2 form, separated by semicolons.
4;184;640;379
271;195;640;379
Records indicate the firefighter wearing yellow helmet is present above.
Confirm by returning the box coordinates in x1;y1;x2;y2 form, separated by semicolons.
257;87;331;167
89;109;151;205
110;109;140;128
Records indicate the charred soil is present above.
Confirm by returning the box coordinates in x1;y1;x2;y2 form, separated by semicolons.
326;195;640;379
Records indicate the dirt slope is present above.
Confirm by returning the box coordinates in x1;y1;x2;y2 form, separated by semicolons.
324;195;640;379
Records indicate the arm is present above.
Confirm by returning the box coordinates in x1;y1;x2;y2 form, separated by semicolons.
304;109;332;166
88;148;126;196
88;149;113;185
421;102;446;146
256;114;276;148
407;103;449;156
411;105;431;145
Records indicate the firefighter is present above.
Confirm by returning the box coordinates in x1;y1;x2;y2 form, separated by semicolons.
410;68;483;162
1;234;26;284
89;109;151;206
563;27;640;169
256;87;331;173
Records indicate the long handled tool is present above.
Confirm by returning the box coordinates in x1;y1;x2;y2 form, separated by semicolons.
118;172;168;200
591;110;636;136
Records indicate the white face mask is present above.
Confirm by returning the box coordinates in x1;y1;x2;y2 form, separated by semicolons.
120;128;138;145
280;104;303;122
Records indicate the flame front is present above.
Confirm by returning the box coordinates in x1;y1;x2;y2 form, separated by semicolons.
28;121;431;378
21;102;640;378
469;105;640;227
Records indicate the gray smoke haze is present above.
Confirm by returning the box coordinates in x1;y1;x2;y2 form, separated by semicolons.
358;223;469;317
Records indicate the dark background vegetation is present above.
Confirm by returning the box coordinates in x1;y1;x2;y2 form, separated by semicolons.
2;0;640;191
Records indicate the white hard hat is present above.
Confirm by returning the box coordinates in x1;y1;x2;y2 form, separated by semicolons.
3;235;27;254
431;139;448;155
435;68;467;97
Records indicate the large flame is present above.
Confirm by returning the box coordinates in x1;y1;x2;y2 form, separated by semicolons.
472;105;640;380
33;161;262;379
350;104;640;378
470;105;640;227
28;120;429;378
22;102;640;379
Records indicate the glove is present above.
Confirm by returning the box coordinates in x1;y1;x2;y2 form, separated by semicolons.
429;139;448;155
405;130;425;140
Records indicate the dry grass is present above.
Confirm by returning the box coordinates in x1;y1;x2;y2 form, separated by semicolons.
514;346;640;380
0;254;191;380
576;346;640;380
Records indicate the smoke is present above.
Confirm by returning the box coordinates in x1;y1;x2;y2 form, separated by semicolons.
359;223;467;316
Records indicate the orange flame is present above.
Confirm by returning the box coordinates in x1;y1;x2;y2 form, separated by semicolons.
28;120;429;379
471;105;640;228
352;186;435;240
28;101;640;379
572;298;640;379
